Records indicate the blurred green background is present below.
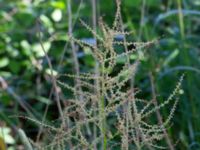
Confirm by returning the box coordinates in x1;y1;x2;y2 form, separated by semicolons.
0;0;200;149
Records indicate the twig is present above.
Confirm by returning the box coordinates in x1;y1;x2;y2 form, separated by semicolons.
36;20;65;126
67;0;83;101
149;72;175;150
91;0;98;149
0;76;35;118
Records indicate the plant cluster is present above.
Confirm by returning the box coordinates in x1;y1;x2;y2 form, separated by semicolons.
23;1;183;150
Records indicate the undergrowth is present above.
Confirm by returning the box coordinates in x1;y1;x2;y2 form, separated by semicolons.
19;1;183;149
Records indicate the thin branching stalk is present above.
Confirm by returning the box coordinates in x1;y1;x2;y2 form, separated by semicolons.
116;0;137;148
67;0;82;100
36;20;65;126
67;0;92;139
0;77;35;119
139;0;146;39
28;1;183;149
149;72;175;150
177;0;185;39
99;62;107;150
58;0;83;70
91;0;99;149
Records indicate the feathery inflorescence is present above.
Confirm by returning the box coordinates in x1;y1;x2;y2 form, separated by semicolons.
29;1;183;149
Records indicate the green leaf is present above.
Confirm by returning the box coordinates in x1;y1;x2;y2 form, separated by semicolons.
35;96;52;105
51;9;62;22
32;42;51;58
0;127;15;144
163;49;179;66
0;58;9;68
50;1;66;9
20;40;32;56
8;60;21;73
45;68;58;76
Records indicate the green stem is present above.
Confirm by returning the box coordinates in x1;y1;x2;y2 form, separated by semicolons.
100;63;107;150
101;96;107;150
177;0;185;39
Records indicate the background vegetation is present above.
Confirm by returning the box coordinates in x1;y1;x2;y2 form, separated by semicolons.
0;0;200;149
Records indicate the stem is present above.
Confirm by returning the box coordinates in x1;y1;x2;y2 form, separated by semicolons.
149;72;175;150
100;63;107;150
91;0;99;149
101;97;107;150
67;0;82;100
37;22;65;126
177;0;185;39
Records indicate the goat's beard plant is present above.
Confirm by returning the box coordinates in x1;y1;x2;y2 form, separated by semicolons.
34;1;183;150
